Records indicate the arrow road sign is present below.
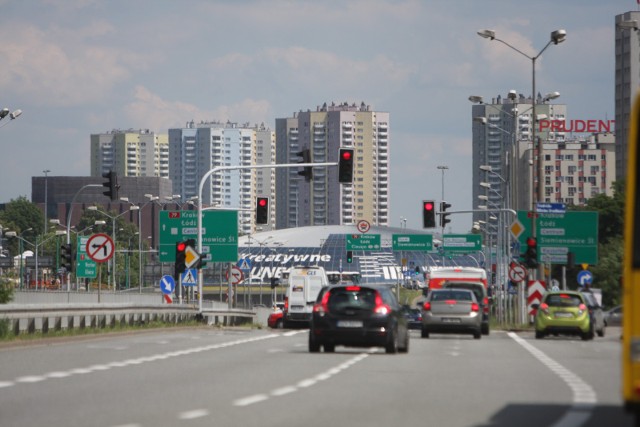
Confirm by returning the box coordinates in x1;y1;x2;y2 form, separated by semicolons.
509;264;527;283
577;270;593;287
86;233;115;263
226;266;244;285
159;275;176;295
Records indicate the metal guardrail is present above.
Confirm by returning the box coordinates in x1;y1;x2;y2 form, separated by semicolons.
0;303;257;335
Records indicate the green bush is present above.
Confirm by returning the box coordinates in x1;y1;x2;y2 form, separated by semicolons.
0;277;13;304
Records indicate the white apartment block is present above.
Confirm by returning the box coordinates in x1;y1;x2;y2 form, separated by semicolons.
472;93;615;244
90;129;169;179
275;102;389;229
615;11;640;181
168;121;276;235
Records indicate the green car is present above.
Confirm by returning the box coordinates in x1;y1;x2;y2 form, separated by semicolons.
533;291;593;341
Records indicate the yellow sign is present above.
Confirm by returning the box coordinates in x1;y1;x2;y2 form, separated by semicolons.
510;220;524;239
581;263;589;270
185;245;199;268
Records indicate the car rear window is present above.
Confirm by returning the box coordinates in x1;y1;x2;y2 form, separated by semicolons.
328;288;377;310
545;294;583;307
431;290;473;301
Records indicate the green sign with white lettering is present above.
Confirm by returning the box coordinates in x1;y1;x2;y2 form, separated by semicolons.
516;210;598;265
346;234;381;251
442;234;482;252
159;210;238;263
392;234;433;252
76;236;97;278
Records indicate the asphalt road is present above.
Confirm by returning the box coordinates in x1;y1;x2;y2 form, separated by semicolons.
0;326;633;427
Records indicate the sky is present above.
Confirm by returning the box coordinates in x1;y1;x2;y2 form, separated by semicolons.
0;0;633;232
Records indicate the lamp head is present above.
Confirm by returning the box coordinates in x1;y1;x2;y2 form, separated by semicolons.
468;95;483;104
551;29;567;45
477;29;496;40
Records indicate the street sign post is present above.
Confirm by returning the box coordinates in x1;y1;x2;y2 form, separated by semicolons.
346;234;381;251
442;234;482;253
517;211;598;265
76;235;97;278
392;234;433;252
159;210;238;263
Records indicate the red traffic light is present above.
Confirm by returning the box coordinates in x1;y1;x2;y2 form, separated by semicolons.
341;150;352;161
258;198;268;207
176;242;187;252
424;202;434;211
526;237;537;247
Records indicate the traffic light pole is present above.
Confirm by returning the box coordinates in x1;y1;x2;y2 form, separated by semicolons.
197;162;337;312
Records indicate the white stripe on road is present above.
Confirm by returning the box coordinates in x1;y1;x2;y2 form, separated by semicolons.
508;332;596;427
232;350;373;407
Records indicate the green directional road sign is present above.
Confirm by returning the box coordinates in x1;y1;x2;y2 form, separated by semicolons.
392;234;433;252
346;234;381;251
76;235;97;278
159;210;238;263
442;234;482;252
516;210;598;265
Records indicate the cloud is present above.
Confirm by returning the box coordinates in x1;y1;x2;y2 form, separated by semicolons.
0;21;153;107
124;86;273;131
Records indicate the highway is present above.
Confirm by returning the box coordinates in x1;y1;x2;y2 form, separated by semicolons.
0;326;633;427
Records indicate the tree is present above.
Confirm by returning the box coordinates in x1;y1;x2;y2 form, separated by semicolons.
0;197;44;257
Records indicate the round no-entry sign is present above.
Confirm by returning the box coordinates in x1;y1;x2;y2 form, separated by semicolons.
357;220;371;233
226;266;244;285
509;264;527;283
86;233;115;263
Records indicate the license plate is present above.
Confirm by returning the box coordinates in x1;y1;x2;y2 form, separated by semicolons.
441;318;461;323
337;320;363;328
291;305;304;310
555;312;573;318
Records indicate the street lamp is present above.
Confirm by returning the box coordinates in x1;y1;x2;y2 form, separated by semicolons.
0;108;23;129
437;165;448;203
88;205;139;291
478;28;566;281
6;228;32;289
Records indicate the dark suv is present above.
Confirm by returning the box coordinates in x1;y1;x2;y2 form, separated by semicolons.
309;284;409;354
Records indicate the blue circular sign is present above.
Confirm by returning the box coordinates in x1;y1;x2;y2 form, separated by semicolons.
577;270;593;287
159;275;176;295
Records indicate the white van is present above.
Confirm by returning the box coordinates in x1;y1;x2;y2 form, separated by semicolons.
283;266;329;326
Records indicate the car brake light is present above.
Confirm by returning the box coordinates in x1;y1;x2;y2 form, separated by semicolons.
445;299;457;305
540;302;549;314
314;290;331;314
284;296;288;311
423;302;431;311
578;303;586;315
483;297;489;314
345;286;361;291
471;303;480;312
374;291;390;315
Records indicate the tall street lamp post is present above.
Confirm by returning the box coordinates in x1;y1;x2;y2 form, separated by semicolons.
478;28;566;280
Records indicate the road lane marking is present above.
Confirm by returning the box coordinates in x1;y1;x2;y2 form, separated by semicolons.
508;332;596;427
0;333;282;390
178;409;210;420
232;350;374;407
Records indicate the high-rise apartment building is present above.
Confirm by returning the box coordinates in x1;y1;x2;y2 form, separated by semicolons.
90;129;169;179
615;11;640;181
472;93;615;244
168;121;276;234
275;102;389;229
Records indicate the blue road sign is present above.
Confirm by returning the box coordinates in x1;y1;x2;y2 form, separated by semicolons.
181;269;197;287
160;275;176;295
577;270;593;287
237;258;252;271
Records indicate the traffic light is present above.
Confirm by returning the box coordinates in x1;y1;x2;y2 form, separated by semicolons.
256;197;269;224
175;240;187;277
102;170;119;201
60;243;73;272
270;277;279;289
440;201;452;228
338;148;354;183
422;200;436;228
297;149;312;182
524;237;538;268
346;250;353;264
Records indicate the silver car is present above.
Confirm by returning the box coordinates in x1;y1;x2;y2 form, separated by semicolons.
421;289;482;339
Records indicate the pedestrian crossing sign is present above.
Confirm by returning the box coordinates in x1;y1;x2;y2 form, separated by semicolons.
181;269;197;286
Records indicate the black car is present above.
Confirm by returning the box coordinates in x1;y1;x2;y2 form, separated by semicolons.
402;305;423;329
309;284;409;354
